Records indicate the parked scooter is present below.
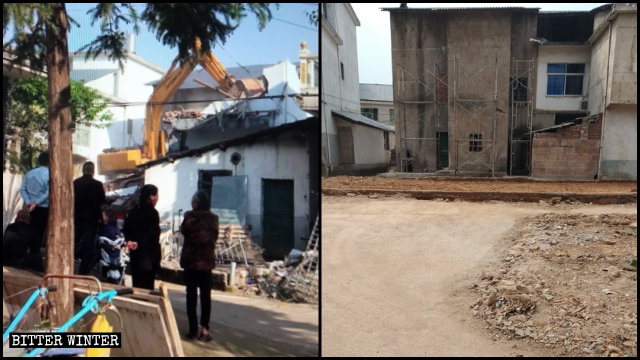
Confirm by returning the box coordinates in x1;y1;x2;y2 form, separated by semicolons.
95;235;128;285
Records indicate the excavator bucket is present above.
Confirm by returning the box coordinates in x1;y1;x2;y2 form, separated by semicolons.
97;149;142;175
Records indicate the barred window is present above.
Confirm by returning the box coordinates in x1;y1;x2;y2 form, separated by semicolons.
469;133;482;152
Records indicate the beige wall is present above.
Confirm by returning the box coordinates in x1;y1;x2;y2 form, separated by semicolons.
588;7;637;180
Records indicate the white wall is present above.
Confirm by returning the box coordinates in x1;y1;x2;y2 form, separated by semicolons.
145;131;312;250
535;45;591;111
347;123;389;164
71;54;164;182
321;4;362;173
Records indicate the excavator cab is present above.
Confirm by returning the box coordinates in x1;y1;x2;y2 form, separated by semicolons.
97;39;235;176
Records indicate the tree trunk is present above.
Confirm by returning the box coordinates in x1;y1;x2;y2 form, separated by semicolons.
45;3;75;326
3;76;8;165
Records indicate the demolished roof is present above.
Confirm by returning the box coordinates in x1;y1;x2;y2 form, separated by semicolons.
140;116;318;169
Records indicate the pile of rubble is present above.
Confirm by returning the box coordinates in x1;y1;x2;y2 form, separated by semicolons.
158;219;320;305
246;249;319;304
466;213;637;357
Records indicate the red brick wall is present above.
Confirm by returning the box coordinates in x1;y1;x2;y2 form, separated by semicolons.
531;114;602;180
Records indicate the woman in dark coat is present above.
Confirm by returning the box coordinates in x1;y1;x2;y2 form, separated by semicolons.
123;184;161;290
180;190;219;341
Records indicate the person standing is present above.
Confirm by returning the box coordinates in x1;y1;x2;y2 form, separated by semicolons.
19;151;50;259
179;190;219;341
123;184;161;290
73;161;106;275
3;209;34;268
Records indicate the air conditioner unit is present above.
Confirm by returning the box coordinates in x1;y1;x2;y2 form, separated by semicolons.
580;101;588;110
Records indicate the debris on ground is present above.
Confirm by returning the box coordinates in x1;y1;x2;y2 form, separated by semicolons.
244;218;319;304
466;213;637;357
159;218;319;305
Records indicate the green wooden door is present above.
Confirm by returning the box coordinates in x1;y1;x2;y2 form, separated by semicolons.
437;132;449;169
262;179;294;261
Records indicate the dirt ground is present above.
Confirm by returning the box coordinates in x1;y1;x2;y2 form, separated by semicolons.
321;176;637;357
322;176;637;203
162;282;319;357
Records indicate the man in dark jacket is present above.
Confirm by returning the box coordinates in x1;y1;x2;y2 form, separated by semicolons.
73;161;106;274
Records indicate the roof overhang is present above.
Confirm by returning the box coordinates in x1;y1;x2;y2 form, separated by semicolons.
332;110;395;132
140;117;319;168
3;50;46;80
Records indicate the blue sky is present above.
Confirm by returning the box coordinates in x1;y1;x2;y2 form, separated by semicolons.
351;3;608;84
66;3;319;71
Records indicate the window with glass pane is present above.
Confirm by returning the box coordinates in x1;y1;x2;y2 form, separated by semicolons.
361;108;378;120
547;64;566;73
547;75;565;95
546;63;585;96
566;64;585;73
565;75;583;95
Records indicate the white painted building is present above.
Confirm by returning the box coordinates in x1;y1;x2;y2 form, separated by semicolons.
321;3;395;176
67;34;320;258
70;35;166;183
360;83;395;126
140;55;319;260
532;4;636;179
142;118;318;260
534;46;591;114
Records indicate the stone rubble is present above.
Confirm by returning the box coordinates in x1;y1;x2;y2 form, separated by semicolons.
466;212;637;357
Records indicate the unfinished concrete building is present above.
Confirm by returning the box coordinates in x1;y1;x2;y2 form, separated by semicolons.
385;4;637;179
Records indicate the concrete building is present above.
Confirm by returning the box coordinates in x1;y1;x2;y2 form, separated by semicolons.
69;35;319;258
360;83;395;126
384;3;636;179
138;56;318;260
141;117;318;260
70;35;166;183
587;3;637;179
321;3;395;176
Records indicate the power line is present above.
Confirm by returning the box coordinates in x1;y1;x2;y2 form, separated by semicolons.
272;17;317;32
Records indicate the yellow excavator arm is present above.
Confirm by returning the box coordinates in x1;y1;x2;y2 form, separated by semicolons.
98;38;233;175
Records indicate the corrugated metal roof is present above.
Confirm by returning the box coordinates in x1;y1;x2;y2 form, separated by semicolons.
332;110;395;132
382;7;537;12
360;84;393;102
538;10;593;14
